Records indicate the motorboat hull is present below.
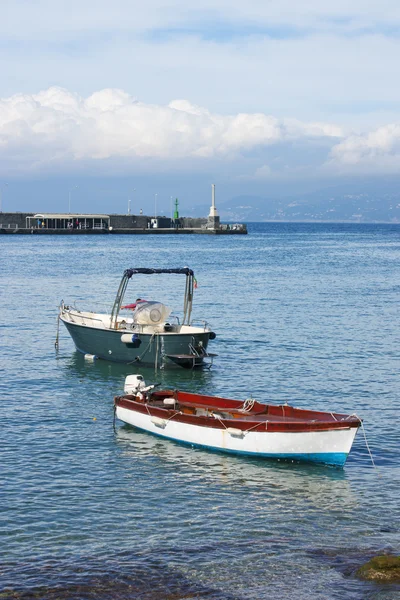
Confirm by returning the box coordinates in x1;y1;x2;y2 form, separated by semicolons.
62;318;212;367
58;267;216;368
114;393;361;467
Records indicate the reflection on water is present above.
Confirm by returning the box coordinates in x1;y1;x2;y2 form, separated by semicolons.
61;351;215;392
116;425;357;512
2;225;400;600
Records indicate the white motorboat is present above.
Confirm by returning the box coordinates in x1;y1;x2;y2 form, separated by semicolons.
59;268;217;368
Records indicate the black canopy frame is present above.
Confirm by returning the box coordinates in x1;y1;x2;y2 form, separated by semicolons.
110;268;195;328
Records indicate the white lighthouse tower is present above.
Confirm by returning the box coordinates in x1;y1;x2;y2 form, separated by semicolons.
207;183;220;230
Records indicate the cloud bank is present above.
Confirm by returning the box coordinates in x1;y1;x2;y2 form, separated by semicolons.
0;86;343;175
1;86;400;180
1;1;400;130
329;124;400;173
0;87;344;175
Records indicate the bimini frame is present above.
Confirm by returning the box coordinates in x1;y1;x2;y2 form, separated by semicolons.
110;268;196;329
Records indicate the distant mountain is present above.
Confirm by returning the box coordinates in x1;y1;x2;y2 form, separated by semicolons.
185;180;400;223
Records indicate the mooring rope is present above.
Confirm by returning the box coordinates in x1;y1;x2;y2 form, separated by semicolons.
240;398;256;412
144;400;181;424
155;333;159;371
55;315;60;349
360;420;377;469
213;414;261;435
127;332;156;364
164;410;181;424
113;403;117;433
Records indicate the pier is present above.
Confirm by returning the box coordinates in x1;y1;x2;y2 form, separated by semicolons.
0;186;247;235
0;212;247;235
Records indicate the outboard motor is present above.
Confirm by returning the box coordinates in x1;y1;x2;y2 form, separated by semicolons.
124;374;146;394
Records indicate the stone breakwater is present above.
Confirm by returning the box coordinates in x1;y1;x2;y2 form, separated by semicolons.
0;212;247;234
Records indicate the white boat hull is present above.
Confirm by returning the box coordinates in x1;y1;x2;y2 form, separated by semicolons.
116;404;358;467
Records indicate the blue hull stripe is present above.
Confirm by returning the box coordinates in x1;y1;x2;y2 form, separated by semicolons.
120;423;349;468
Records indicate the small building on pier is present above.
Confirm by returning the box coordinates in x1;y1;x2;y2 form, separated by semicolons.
26;213;111;231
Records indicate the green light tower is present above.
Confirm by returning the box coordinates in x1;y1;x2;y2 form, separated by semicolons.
173;198;179;220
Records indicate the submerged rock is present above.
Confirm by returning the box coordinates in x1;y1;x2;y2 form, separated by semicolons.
355;555;400;583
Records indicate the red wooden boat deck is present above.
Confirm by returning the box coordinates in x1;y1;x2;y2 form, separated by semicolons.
116;389;361;433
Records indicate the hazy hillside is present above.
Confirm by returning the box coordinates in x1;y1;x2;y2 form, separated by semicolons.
186;180;400;223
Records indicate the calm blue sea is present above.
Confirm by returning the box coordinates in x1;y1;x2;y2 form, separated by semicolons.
1;222;399;599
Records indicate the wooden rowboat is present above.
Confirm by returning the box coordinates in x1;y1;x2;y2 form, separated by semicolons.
114;376;361;468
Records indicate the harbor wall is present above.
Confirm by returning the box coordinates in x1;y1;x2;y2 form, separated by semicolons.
181;217;207;228
0;212;246;234
1;213;209;230
109;214;149;229
0;212;27;229
109;216;208;229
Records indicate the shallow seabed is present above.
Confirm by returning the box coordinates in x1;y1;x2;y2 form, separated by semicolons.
1;222;399;599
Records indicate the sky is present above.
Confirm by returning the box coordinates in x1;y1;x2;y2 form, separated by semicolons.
1;1;400;214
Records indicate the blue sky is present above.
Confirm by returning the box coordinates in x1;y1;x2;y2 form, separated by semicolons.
1;1;400;213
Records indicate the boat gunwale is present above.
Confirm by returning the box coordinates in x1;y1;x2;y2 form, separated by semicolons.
60;313;210;336
114;393;361;433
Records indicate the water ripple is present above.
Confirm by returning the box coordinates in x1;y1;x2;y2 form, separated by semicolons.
1;223;399;599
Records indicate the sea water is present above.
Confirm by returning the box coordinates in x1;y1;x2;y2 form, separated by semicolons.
1;223;399;599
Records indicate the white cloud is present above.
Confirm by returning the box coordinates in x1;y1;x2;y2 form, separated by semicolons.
0;87;343;175
3;86;400;180
328;124;400;172
1;2;400;129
